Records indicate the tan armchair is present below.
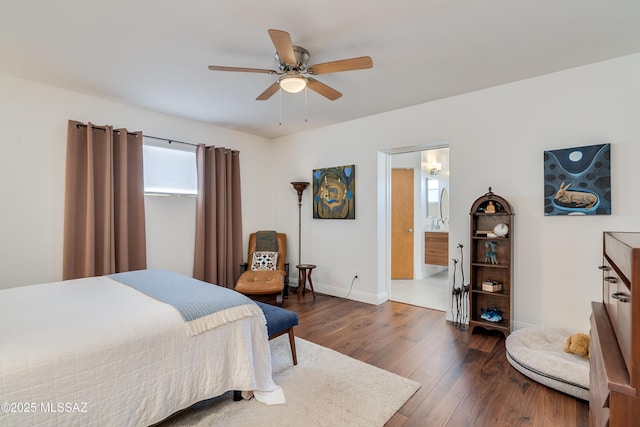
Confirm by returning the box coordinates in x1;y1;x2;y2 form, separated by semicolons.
235;232;289;306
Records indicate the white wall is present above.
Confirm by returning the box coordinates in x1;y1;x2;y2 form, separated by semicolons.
272;53;640;331
2;53;638;331
0;75;274;288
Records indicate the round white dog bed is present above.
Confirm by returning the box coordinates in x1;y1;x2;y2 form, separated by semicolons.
505;326;589;400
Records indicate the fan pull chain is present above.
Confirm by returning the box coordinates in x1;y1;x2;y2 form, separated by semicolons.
278;87;283;126
304;87;308;123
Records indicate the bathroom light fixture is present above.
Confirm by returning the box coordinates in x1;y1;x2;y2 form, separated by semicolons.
279;75;307;93
429;161;442;175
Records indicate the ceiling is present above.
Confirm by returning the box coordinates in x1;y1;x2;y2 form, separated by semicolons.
2;1;640;139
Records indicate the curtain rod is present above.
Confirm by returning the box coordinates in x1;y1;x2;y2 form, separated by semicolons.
73;123;238;154
74;123;198;147
145;136;239;154
143;134;199;147
75;122;139;137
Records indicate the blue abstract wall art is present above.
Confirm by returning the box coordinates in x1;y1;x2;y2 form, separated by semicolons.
543;143;611;216
313;165;355;219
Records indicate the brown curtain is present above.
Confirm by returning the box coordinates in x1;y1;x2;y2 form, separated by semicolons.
63;120;147;280
193;144;243;288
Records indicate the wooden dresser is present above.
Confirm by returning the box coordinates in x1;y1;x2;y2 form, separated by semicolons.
590;232;640;426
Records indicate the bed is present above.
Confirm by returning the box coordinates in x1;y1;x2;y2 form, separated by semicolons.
505;326;589;400
0;270;284;426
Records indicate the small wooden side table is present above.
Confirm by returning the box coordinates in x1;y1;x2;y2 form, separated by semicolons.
296;264;316;301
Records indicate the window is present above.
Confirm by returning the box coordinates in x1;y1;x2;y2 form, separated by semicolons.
143;140;197;195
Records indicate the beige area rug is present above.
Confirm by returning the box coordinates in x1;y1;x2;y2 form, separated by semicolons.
165;335;421;426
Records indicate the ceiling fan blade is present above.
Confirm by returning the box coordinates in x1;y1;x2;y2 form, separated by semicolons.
268;29;297;66
308;56;373;75
306;78;342;101
256;81;281;101
208;65;277;74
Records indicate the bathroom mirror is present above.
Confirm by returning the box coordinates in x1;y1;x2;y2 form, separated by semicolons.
425;178;440;218
426;178;449;223
440;187;449;221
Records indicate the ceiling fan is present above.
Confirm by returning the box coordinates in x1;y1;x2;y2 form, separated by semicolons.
208;29;373;101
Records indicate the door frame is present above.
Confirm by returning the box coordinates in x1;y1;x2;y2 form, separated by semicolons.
377;142;449;303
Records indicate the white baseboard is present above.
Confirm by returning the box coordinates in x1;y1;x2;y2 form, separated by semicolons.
511;320;536;331
288;279;386;305
440;318;536;332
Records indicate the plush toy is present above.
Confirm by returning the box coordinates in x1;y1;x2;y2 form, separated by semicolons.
563;333;590;359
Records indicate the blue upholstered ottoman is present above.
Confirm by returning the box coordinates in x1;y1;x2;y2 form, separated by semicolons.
255;301;299;365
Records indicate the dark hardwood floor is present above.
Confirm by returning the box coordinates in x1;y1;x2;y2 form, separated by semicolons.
284;292;589;427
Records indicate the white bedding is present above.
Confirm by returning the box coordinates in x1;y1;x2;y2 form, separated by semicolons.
0;275;283;426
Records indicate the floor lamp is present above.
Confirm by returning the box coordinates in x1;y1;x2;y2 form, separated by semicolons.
291;182;309;269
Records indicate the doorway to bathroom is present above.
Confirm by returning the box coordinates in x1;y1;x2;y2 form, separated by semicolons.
389;147;450;311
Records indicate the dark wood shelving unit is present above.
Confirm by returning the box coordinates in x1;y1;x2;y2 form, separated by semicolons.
468;188;514;337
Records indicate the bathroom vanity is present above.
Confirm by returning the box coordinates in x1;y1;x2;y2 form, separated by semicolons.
424;231;448;266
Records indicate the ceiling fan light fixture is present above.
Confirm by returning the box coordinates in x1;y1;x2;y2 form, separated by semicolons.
279;75;307;93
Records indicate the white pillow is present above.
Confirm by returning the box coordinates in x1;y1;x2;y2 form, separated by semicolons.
251;251;278;271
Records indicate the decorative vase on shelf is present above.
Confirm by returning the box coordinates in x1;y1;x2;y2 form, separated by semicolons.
480;307;503;323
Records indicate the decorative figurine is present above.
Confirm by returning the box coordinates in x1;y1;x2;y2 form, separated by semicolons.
485;241;498;264
493;223;509;237
451;257;461;326
480;307;503;323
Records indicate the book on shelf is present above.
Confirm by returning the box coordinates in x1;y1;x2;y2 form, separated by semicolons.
482;280;503;292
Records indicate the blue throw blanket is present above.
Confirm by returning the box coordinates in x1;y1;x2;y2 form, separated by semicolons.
109;269;263;336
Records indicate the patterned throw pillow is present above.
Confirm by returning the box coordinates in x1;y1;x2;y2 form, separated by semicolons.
251;251;278;271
